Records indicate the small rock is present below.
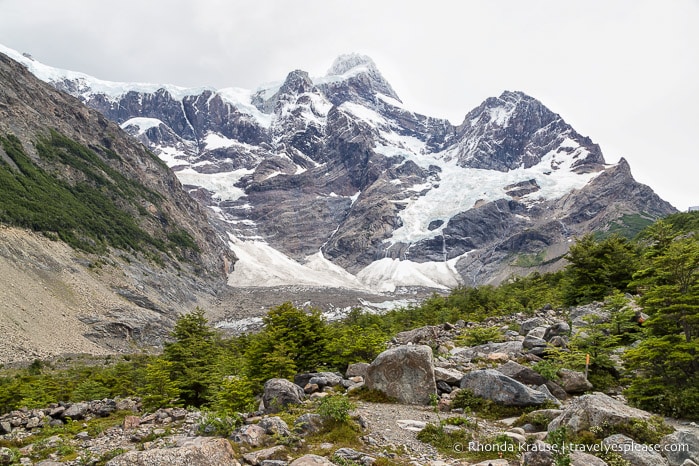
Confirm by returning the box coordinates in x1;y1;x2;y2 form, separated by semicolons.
520;317;548;335
123;415;140;430
233;424;267;447
294;414;325;435
289;455;336;465
396;420;427;431
258;417;291;437
242;445;287;465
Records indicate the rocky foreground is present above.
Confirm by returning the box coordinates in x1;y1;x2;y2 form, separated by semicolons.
2;305;699;465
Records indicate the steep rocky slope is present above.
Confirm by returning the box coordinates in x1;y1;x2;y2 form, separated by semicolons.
3;47;674;291
0;51;235;361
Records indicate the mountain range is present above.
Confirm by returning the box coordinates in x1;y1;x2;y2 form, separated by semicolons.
0;44;676;359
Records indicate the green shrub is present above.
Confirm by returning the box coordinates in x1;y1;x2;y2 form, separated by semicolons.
456;326;504;347
197;409;244;437
317;395;355;423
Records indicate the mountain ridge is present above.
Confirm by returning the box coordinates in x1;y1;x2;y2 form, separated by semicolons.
0;44;677;291
0;48;236;360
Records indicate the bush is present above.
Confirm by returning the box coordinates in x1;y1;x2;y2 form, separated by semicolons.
456;326;504;347
317;395;355;423
196;409;243;437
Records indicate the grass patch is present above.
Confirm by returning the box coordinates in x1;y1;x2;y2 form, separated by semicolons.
348;387;397;403
416;422;519;462
512;251;547;267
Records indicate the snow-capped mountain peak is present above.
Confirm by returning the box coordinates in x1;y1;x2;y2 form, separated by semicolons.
326;53;378;77
317;53;401;104
0;42;675;291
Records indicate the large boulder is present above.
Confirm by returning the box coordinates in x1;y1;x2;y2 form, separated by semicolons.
294;372;343;389
602;434;669;466
522;335;548;356
496;360;547;385
521;441;554;466
459;369;549;406
262;378;305;413
106;437;238;466
62;402;89;420
543;322;570;341
450;341;523;360
556;369;593;394
548;392;652;435
365;345;436;405
662;430;699;466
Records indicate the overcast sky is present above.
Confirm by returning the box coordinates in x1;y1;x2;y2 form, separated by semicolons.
1;0;697;210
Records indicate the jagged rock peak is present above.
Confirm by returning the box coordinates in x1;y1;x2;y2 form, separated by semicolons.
466;90;555;128
321;53;401;103
279;69;315;95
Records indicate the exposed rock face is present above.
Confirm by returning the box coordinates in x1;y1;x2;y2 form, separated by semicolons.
454;91;605;173
3;45;677;291
459;369;549;407
365;345;437;404
548;392;653;435
105;437;237;466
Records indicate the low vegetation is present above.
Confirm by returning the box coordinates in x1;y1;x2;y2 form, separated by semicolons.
0;213;697;425
0;131;198;259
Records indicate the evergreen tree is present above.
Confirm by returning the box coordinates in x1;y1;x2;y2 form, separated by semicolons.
162;308;220;407
562;234;638;305
244;302;328;387
141;359;180;411
625;236;699;417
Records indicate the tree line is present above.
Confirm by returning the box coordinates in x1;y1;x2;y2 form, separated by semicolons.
0;212;697;418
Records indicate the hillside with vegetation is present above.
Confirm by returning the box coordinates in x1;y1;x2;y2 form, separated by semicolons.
0;50;236;362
